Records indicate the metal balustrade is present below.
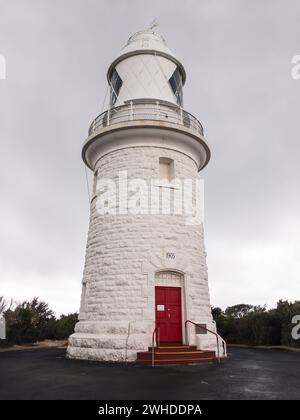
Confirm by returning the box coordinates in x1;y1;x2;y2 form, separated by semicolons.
151;322;160;367
185;320;227;363
88;101;204;137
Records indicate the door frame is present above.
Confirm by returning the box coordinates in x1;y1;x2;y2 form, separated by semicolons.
154;270;187;345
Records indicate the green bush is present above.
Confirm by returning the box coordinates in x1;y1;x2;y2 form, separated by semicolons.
0;297;78;346
53;313;78;340
212;300;300;347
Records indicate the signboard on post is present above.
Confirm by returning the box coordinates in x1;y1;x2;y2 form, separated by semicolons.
0;316;6;339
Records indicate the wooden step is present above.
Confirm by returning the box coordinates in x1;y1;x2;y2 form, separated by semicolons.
136;345;218;366
136;356;218;366
147;345;197;353
137;351;215;361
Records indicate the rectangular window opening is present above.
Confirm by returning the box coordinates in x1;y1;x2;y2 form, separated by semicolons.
159;157;175;182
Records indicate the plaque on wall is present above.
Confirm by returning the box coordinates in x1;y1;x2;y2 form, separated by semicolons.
196;323;207;334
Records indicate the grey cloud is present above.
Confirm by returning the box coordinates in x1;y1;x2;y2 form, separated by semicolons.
0;0;299;314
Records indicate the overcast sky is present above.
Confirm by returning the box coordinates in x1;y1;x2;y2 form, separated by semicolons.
0;0;299;315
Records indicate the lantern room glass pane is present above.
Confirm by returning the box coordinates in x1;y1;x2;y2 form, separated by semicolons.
110;69;123;106
169;67;183;106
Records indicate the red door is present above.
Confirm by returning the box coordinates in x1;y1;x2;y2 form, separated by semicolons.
155;286;182;344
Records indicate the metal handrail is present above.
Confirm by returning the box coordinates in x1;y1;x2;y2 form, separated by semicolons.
212;320;227;357
185;320;224;364
151;322;160;367
88;101;204;137
219;334;227;358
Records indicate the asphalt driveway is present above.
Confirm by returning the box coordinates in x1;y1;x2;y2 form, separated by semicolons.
0;347;299;400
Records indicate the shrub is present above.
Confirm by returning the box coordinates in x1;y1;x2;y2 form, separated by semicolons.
212;300;300;348
1;297;78;346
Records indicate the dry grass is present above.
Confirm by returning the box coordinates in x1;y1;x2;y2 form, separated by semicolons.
0;339;68;352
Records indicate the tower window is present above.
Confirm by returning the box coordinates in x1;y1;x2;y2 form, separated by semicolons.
110;69;123;106
169;67;183;106
159;158;174;182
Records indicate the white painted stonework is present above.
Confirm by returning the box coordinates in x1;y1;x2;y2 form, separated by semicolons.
67;29;217;362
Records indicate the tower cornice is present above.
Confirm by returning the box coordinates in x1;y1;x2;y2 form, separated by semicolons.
82;121;210;172
83;100;210;171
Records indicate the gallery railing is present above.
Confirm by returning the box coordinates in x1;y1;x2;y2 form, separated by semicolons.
88;100;204;137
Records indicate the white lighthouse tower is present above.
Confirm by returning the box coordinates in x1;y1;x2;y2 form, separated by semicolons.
67;28;226;364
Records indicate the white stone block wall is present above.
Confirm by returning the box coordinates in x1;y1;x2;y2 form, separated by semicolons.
67;146;214;362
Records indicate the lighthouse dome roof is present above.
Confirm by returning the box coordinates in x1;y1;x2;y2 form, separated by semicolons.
122;29;174;57
107;29;186;85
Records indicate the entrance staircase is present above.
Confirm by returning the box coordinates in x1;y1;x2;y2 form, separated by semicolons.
136;345;218;366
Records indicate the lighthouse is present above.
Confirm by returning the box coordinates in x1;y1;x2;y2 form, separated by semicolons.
67;27;226;363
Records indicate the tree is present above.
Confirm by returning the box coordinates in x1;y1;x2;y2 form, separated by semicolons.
0;296;14;315
1;296;78;346
54;313;78;340
6;298;55;344
212;300;299;347
225;304;254;319
211;307;223;320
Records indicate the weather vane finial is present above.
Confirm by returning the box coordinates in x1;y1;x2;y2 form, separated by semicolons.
148;18;159;30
